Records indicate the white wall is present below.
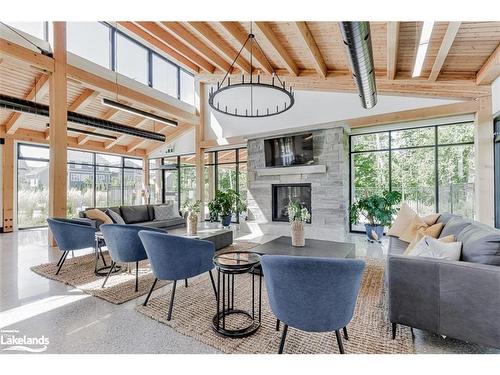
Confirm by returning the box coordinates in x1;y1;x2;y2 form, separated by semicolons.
492;77;500;116
203;85;460;141
150;128;195;158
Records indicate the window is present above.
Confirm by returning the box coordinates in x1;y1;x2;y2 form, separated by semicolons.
123;158;143;206
179;155;196;208
152;54;178;97
148;159;163;205
180;69;195;105
4;22;46;40
116;33;149;85
163;157;179;208
350;122;475;231
67;22;111;69
96;166;122;207
67;150;94;217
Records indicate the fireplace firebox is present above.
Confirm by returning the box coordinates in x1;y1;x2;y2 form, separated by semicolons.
272;183;312;223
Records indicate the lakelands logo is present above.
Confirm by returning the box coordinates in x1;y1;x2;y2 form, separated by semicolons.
0;329;49;353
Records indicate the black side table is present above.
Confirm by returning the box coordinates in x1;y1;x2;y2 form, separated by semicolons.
212;251;262;338
94;232;121;276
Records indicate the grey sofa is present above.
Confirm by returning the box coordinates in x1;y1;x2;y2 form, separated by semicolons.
79;204;185;230
387;213;500;349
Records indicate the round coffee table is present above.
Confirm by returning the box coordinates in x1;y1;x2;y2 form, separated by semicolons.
212;251;262;338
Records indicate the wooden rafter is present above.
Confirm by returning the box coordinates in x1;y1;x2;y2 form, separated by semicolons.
254;22;299;76
186;22;252;74
387;22;399;80
0;37;54;72
77;108;119;145
219;22;273;75
161;22;233;73
68;88;98;112
105;118;149;150
133;22;215;73
146;123;194;154
294;22;327;78
428;22;461;81
476;43;500;85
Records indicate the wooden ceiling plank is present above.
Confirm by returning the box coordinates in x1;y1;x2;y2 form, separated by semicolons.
77;108;119;145
429;22;462;81
161;22;233;73
146;123;194;154
186;22;252;74
254;22;299;76
294;22;327;78
476;43;500;85
219;22;273;75
105;118;150;150
67;88;98;112
387;22;400;80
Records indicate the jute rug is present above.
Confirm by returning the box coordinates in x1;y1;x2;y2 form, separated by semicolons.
30;241;259;305
136;258;415;354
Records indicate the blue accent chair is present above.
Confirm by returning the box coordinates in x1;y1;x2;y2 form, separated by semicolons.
260;255;365;354
47;218;97;275
100;224;166;292
138;231;217;321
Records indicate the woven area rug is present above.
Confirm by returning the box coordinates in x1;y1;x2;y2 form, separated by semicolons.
136;257;415;354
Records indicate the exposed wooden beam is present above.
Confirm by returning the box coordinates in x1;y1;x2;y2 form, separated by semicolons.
219;22;273;75
387;22;400;80
429;22;461;81
146;123;194;154
126;138;147;152
67;88;98;112
105;118;149;150
132;22;215;73
1;138;14;232
4;73;50;134
186;22;252;74
0;37;54;72
476;43;500;85
294;22;327;78
161;22;233;73
200;136;246;149
117;22;199;73
254;22;299;76
77;108;119;145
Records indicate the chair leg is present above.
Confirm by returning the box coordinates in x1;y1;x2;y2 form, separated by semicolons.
276;319;280;331
343;326;349;340
208;270;217;299
335;330;345;354
143;278;158;306
185;278;188;288
135;261;139;292
56;251;66;267
101;261;116;288
55;251;69;275
99;247;107;267
392;323;397;339
410;327;415;341
167;280;177;321
278;324;288;354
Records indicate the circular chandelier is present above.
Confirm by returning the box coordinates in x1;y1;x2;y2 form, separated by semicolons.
208;23;295;118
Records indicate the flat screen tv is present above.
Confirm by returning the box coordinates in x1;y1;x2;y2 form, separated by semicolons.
264;133;314;167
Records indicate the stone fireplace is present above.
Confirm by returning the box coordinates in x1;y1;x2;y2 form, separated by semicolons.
246;125;350;241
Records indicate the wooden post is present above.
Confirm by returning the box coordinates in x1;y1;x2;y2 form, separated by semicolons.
474;95;494;226
48;22;68;245
195;82;206;221
2;138;14;232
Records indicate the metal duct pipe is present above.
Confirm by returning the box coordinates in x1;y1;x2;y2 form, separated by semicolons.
0;94;166;142
339;21;377;109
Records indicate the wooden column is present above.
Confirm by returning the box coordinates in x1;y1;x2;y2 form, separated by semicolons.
2;138;14;232
48;22;68;245
143;156;149;204
195;82;206;220
474;95;495;226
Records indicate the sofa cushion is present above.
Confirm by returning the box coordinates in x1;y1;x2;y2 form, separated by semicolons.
456;224;500;266
408;236;462;261
153;203;180;221
131;217;185;229
436;212;458;225
106;209;125;224
388;236;409;255
147;205;155;221
439;216;471;239
120;205;150;224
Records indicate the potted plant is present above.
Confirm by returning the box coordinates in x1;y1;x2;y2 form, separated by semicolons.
349;191;402;242
182;199;201;236
288;201;311;247
208;189;246;227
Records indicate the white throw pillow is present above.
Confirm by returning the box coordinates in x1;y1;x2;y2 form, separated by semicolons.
154;202;180;221
408;235;462;261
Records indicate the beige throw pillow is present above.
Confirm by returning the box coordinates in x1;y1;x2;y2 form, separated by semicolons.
387;203;416;237
408;236;462;261
404;226;449;254
85;209;113;225
399;215;428;243
422;213;440;226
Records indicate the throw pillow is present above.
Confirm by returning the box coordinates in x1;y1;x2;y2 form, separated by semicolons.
387;203;416;237
422;213;440;226
85;209;113;225
399;215;428;243
106;209;126;224
439;216;472;239
404;227;450;254
408;235;462;261
153;203;180;221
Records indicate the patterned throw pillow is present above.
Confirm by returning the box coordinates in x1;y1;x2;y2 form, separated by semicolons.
153;203;180;221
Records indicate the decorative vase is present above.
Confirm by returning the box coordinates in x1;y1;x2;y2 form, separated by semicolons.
365;223;384;243
186;213;198;236
221;214;232;227
291;221;305;247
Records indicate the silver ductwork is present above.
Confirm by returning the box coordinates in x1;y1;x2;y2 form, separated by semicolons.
339;22;377;109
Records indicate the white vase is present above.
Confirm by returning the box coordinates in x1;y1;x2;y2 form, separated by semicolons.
291;221;305;247
186;213;198;236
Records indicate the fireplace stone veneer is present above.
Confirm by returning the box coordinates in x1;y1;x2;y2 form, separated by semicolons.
246;125;350;241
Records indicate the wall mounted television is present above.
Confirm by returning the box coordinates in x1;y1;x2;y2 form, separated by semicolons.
264;133;314;167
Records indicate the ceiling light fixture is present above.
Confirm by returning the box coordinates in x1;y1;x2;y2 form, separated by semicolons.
412;21;435;77
45;123;117;141
101;98;178;127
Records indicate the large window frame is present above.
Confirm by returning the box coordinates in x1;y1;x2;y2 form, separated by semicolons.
349;121;475;232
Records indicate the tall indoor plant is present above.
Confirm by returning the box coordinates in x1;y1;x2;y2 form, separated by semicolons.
288;201;311;247
182;199;201;235
349;191;402;242
208;189;246;227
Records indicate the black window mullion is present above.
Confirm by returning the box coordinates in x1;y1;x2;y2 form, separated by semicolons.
434;126;440;213
388;130;392;192
177;156;181;212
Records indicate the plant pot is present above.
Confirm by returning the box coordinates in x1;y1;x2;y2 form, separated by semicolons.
221;214;232;227
186;213;198;236
291;221;305;247
365;224;384;242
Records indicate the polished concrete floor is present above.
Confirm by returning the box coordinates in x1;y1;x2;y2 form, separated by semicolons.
0;224;498;354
